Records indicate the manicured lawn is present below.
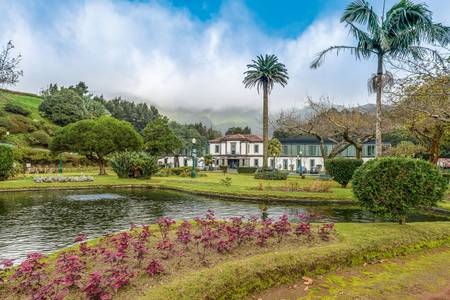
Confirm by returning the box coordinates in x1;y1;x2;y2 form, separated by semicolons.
254;246;450;300
0;171;356;201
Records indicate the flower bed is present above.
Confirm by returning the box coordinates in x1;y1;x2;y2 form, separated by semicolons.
0;211;334;299
32;175;94;183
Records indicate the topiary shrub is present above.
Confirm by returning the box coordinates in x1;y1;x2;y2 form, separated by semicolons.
0;145;14;180
237;167;257;174
254;168;288;180
110;151;159;179
324;158;363;188
4;102;31;116
352;157;447;224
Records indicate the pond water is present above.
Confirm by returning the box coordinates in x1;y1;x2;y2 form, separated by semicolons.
0;188;448;262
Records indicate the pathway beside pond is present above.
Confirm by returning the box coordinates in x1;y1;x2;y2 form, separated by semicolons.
252;246;450;300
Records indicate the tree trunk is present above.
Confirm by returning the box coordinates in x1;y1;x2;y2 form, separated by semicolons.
98;159;106;175
375;54;384;157
262;81;269;169
355;144;363;160
430;129;442;165
399;215;406;225
174;155;179;168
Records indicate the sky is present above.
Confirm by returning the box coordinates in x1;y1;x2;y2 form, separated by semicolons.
0;0;449;129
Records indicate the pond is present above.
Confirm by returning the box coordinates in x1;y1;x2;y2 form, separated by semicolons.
0;188;448;262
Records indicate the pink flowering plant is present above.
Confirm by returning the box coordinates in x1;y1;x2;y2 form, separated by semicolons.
0;211;335;299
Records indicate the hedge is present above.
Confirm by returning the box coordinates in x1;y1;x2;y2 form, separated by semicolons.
254;168;288;180
325;158;363;188
0;145;14;180
4;102;31;116
237;167;257;174
352;157;447;224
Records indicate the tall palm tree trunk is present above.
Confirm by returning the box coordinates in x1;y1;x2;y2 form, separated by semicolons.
375;54;383;157
262;81;269;168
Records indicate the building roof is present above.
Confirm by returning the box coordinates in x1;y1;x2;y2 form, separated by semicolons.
209;134;263;143
279;136;380;145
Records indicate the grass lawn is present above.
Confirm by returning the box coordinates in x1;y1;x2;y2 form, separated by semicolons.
253;246;450;300
0;171;356;201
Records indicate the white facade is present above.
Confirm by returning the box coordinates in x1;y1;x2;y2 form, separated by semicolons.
158;156;205;169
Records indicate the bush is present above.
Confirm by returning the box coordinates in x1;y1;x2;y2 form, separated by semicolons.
0;127;7;140
4;102;31;116
0;145;14;180
237;167;257;174
6;115;36;133
254;168;288;180
352;157;447;224
27;130;51;146
110;151;159;179
325;158;363;188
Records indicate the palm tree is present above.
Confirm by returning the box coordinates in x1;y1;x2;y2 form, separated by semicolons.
243;54;289;168
310;0;449;157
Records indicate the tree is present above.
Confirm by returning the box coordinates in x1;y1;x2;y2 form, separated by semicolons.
100;97;159;132
268;138;282;167
50;116;143;175
0;145;14;180
384;141;426;158
243;54;289;168
143;116;182;157
310;0;449;157
390;73;449;164
275;107;351;162
39;83;109;126
39;88;88;126
225;126;251;135
0;41;23;86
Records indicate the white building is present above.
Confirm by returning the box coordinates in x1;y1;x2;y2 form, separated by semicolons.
208;134;264;168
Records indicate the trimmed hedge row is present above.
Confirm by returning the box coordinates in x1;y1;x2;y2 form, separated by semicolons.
140;222;450;300
254;168;288;180
0;145;14;180
237;167;257;174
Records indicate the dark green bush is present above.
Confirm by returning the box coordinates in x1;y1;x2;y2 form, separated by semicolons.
352;157;447;224
237;167;257;174
325;158;363;188
0;145;14;180
110;151;159;179
4;102;31;116
28;130;51;146
254;168;288;180
0;127;7;140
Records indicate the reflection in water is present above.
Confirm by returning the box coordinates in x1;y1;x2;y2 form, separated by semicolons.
0;188;448;261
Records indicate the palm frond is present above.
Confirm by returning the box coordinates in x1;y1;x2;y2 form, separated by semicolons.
367;71;394;94
243;54;289;94
310;46;374;69
341;0;380;35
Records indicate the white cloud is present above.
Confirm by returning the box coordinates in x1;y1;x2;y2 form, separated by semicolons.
0;0;448;117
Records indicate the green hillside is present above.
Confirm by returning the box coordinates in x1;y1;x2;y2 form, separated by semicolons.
0;89;59;148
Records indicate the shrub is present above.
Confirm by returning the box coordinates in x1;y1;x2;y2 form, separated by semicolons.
220;177;232;186
110;151;159;179
304;180;332;192
0;145;14;180
352;157;447;224
219;165;228;174
254;168;288;180
33;176;94;183
0;127;7;140
237;167;257;174
324;158;363;188
4;102;31;116
27;130;51;146
6;115;36;133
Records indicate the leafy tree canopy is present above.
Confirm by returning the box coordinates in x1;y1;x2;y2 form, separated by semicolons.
225;126;251;135
143;115;182;156
99;97;160;133
39;82;109;126
50;116;143;175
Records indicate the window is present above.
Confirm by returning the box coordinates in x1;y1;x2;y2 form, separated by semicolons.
231;142;237;154
254;144;259;153
308;145;318;156
367;145;375;156
215;145;219;153
254;159;259;167
283;159;288;170
183;158;188;166
270;158;275;168
283;145;288;155
296;145;302;155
